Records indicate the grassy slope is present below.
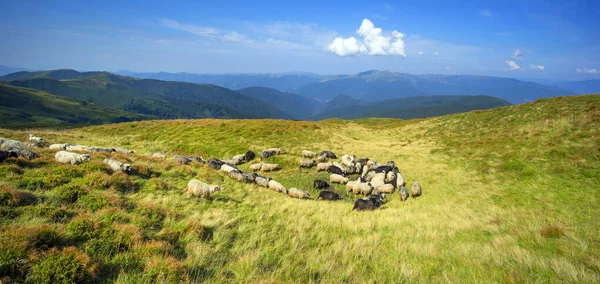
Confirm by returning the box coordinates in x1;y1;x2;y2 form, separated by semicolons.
0;95;598;282
0;84;151;129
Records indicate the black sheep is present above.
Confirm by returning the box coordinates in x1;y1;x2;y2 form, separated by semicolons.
0;150;18;162
313;179;330;190
320;150;337;159
208;158;225;170
260;150;275;160
243;150;256;161
352;195;384;211
317;190;341;200
327;165;345;176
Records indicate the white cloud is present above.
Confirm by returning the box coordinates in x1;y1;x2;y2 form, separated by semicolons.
530;64;545;71
480;9;492;17
505;60;520;70
513;49;524;58
326;18;406;57
433;51;439;56
160;18;219;37
577;68;598;74
223;31;252;44
417;51;424;55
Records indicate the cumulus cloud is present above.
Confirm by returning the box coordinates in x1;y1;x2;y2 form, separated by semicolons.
513;49;524;59
505;60;520;70
577;68;597;74
160;18;219;37
530;64;545;71
326;19;406;57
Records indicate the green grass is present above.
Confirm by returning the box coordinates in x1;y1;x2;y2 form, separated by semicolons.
0;94;598;283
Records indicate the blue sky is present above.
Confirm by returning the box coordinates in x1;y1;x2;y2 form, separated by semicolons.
1;0;599;80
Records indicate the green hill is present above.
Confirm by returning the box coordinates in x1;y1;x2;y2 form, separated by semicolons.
0;84;151;128
0;95;598;283
2;71;291;120
237;86;319;119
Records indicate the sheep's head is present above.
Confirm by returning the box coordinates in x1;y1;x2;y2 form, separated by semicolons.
8;151;18;158
82;155;91;161
281;188;288;194
123;164;132;173
212;185;222;192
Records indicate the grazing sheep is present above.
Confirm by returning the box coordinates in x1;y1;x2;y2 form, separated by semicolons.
243;150;256;161
28;134;43;143
352;195;384;211
260;163;280;172
357;183;374;195
320;150;337;159
411;180;422;198
6;147;40;160
387;161;395;169
66;145;91;153
260;150;276;160
0;150;18;162
188;156;205;163
298;159;315;168
385;171;396;183
343;165;358;174
49;143;69;151
316;154;328;163
376;183;395;194
329;174;349;184
361;165;370;177
396;172;405;187
317;190;340;200
220;164;237;173
302;150;317;158
341;154;355;167
316;162;332;172
288;188;311;199
89;147;115;154
366;160;378;169
254;174;271;187
208;158;225;170
113;147;134;154
267;180;287;194
0;138;24;150
249;162;264;172
149;152;168;159
346;180;359;191
173;155;191;165
241;173;256;183
374;165;392;174
265;148;284;155
55;151;90;165
103;157;132;174
228;170;245;182
356;158;369;168
327;165;345;176
400;186;409;201
185;179;221;198
313;179;330;190
363;171;376;182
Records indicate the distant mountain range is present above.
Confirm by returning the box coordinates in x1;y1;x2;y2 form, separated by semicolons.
2;68;597;127
551;80;600;95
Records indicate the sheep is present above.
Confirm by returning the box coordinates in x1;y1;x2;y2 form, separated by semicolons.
28;134;43;143
376;183;395;194
7;147;40;160
356;183;374;196
103;157;132;174
249;162;264;172
343;165;358;174
185;179;221;198
341;154;355;167
313;179;330;190
173;155;191;165
320;150;337;159
241;173;256;183
288;188;311;199
89;147;115;154
260;150;275;160
411;180;422;198
316;162;332;172
387;161;395;168
366;160;378;169
188;156;205;163
385;171;396;183
352;195;384;211
220;164;237;174
243;150;256;161
356;158;369;168
400;186;409;201
254;174;271;187
298;159;315;168
346;180;359;191
329;174;349;184
149;152;168;159
66;145;91;153
374;165;392;174
55;151;90;165
327;165;345;176
49;143;69;151
363;170;376;182
396;172;405;187
361;165;370;177
0;150;18;162
229;154;246;165
0;138;24;150
260;163;280;172
114;147;135;154
302;150;317;158
228;170;245;182
317;190;341;201
265;148;284;155
208;158;225;170
268;180;287;194
316;154;328;163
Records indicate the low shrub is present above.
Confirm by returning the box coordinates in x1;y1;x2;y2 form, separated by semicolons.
53;184;88;204
65;216;101;242
0;164;24;178
0;184;37;206
142;256;189;283
26;247;97;284
132;203;166;232
77;193;110;212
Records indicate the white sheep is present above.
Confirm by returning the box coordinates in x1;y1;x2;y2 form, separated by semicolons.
114;147;134;154
287;188;311;199
329;174;349;184
385;171;396;182
400;186;409;201
411;180;422;197
396;172;405;187
220;164;237;174
357;183;374;195
298;159;315;168
341;154;355;167
55;151;91;165
345;180;359;191
28;134;43;143
66;145;91;153
268;180;287;194
316;162;332;172
103;157;132;173
301;150;317;158
265;148;284;154
260;163;280;172
228;170;244;182
49;143;69;151
149;152;168;159
255;176;271;187
316;154;328;163
249;162;264;172
376;183;395;194
185;179;221;198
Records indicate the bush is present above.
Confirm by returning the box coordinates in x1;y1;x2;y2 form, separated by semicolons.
132;203;166;232
0;164;24;178
53;184;88;204
9;224;63;251
142;256;189;283
0;239;28;278
25;205;75;223
16;170;49;191
110;173;134;193
65;217;101;242
77;193;110;212
26;247;97;284
0;184;37;206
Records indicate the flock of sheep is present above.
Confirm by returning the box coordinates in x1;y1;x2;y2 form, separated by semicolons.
0;134;423;211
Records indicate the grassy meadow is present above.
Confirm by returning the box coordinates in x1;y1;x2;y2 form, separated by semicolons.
0;94;599;283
